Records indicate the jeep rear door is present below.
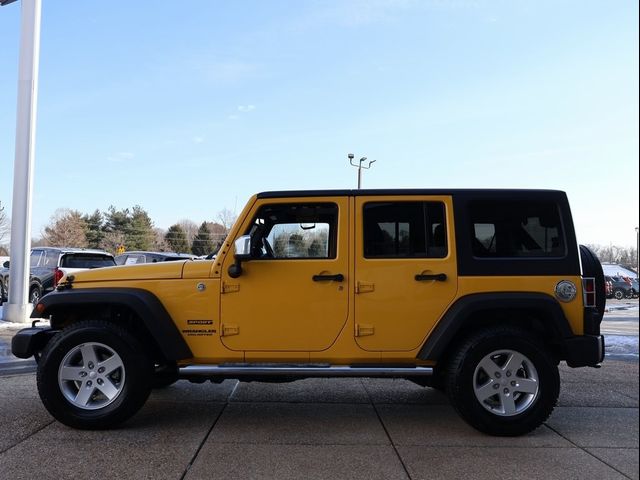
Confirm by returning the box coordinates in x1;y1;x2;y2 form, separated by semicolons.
354;196;458;351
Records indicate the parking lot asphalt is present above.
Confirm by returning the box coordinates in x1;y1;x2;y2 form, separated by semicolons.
0;361;637;480
0;299;638;479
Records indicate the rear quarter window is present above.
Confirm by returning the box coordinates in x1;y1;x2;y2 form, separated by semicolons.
470;200;566;258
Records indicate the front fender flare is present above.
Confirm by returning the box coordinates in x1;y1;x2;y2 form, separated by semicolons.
31;288;192;361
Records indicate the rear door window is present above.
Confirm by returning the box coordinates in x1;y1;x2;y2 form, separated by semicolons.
363;202;447;258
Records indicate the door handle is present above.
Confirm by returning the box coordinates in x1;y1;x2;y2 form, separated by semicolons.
312;273;344;282
415;273;447;282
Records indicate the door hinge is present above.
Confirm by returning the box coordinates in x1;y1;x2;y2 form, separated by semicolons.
222;282;240;294
355;281;375;294
355;324;375;337
221;324;240;336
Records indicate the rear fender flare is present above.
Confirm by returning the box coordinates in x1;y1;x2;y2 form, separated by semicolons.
417;293;573;361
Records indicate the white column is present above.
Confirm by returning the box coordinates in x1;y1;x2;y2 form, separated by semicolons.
2;0;42;324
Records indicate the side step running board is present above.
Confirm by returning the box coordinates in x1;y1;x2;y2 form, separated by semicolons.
178;364;433;378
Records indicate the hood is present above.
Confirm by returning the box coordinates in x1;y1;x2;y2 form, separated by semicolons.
66;261;186;283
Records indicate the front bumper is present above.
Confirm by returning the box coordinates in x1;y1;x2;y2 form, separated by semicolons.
11;327;58;359
563;335;605;368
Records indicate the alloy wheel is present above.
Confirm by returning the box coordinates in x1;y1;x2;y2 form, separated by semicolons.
473;349;540;416
57;342;126;410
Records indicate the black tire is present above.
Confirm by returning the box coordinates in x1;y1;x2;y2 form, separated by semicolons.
37;320;153;429
613;289;625;300
29;285;42;304
152;365;179;389
446;327;559;436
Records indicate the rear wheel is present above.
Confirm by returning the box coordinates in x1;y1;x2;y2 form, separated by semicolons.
446;327;559;436
613;289;625;300
37;320;153;429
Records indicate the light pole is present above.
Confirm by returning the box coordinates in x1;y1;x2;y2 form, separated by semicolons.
348;153;376;189
1;0;42;323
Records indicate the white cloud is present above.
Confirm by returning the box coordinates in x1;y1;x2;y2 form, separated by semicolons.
192;136;205;144
238;105;256;113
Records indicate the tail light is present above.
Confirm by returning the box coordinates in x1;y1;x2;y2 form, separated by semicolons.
582;277;596;307
53;267;64;287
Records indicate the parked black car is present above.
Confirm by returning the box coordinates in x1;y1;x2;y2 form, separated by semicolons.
1;247;115;304
114;251;196;266
604;275;634;300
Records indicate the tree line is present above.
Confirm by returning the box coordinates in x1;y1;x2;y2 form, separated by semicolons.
27;205;236;256
0;200;637;269
587;244;638;272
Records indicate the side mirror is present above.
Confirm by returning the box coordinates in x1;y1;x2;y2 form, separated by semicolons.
2;261;8;268
228;235;251;278
234;235;252;261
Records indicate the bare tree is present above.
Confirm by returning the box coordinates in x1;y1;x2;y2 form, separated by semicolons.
178;219;199;249
151;228;169;252
217;208;237;234
0;201;9;246
588;244;638;272
209;222;228;247
100;231;126;254
42;209;88;247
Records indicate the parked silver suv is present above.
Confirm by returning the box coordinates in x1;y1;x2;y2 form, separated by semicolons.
0;247;115;304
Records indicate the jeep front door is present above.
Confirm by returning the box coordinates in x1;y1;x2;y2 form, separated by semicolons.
220;199;349;352
354;196;458;351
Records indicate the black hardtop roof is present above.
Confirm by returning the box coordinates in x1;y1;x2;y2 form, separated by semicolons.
257;189;567;199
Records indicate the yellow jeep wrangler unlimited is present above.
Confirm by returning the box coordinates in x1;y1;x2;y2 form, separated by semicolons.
12;189;605;436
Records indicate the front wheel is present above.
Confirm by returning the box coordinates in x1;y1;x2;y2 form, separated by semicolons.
37;320;153;429
446;327;559;436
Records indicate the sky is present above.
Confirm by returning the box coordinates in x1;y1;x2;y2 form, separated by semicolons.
0;0;638;247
